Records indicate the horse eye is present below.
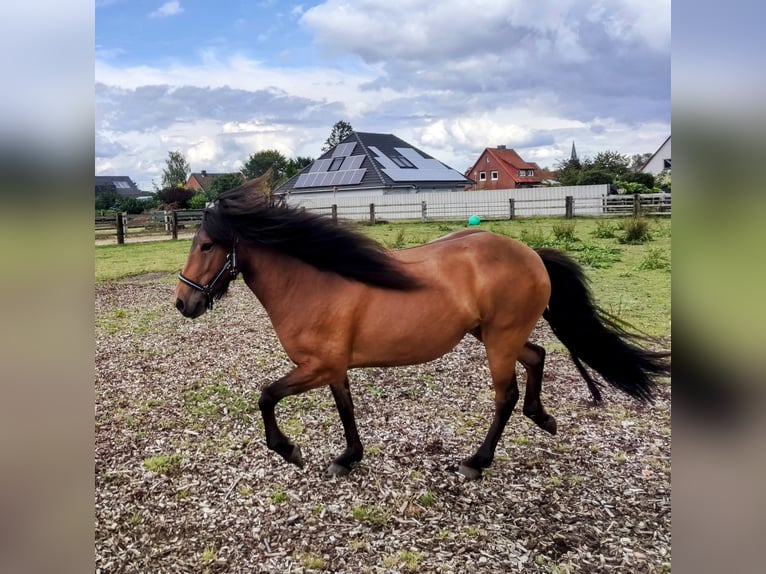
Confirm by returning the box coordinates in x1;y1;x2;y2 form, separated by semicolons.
200;243;214;252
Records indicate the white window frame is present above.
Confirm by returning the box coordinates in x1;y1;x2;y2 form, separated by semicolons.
518;169;526;177
490;171;498;181
528;169;534;177
479;171;487;181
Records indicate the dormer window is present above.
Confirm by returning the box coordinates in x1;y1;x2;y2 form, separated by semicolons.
329;157;344;171
390;155;415;168
518;169;526;177
528;169;534;177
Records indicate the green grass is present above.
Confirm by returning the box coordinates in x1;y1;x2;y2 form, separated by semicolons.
96;239;192;282
142;453;182;475
96;217;670;337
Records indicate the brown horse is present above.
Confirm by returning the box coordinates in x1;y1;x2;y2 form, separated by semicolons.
174;178;670;479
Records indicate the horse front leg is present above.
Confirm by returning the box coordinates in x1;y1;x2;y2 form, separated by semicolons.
258;365;337;469
459;373;520;480
326;376;364;477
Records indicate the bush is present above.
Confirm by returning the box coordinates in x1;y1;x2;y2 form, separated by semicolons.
576;169;614;185
156;186;193;208
552;221;577;242
188;193;208;209
520;227;551;249
592;219;617;238
620;171;655;189
620;217;652;244
638;248;670;271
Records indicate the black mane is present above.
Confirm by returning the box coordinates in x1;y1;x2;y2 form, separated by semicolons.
202;186;419;290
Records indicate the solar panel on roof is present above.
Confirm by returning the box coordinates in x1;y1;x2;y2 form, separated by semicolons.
332;142;357;157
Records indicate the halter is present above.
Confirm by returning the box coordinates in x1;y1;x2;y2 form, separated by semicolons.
178;241;239;310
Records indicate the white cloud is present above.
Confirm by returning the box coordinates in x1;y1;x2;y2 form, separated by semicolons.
149;1;183;19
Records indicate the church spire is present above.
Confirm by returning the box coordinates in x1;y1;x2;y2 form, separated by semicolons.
570;140;578;162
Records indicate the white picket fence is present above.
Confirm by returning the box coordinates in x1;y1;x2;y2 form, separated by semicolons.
285;185;670;221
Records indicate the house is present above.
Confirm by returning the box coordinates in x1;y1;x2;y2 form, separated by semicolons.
465;146;546;190
275;132;473;198
640;135;671;176
94;175;143;199
186;170;243;194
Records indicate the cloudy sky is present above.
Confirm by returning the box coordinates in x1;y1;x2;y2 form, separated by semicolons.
96;0;670;190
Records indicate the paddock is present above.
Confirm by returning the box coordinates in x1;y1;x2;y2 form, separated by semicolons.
95;272;670;573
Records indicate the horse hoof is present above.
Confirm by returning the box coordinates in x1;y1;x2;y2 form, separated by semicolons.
457;463;482;480
542;415;557;435
285;444;304;468
326;462;351;477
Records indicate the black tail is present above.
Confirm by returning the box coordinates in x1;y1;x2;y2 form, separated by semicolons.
536;248;670;402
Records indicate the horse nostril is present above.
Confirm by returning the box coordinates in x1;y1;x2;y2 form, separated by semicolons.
175;298;185;312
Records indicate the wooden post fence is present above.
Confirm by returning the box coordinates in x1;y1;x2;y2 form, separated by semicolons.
116;212;126;245
633;194;641;217
172;210;179;240
331;204;338;223
509;198;515;220
565;196;574;219
369;203;376;225
421;201;427;223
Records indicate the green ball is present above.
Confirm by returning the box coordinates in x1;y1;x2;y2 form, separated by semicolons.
468;215;481;226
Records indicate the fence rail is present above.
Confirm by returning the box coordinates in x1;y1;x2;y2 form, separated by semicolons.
95;191;670;244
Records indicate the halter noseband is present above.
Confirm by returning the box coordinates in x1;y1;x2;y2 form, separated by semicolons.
178;242;239;310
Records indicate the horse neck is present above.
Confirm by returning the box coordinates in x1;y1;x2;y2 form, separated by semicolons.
239;244;330;321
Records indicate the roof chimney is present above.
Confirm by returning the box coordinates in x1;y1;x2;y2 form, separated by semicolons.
201;170;207;177
497;144;506;149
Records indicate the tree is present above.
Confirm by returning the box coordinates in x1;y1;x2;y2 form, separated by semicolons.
241;150;288;189
321;120;353;152
285;156;314;180
207;173;244;200
554;158;582;186
161;150;191;189
576;169;614;185
590;150;629;177
629;152;653;171
156;186;193;208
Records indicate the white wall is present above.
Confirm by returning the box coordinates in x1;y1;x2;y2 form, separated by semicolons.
286;185;611;220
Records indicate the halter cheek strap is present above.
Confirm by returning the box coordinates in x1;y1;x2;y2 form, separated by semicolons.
178;242;239;310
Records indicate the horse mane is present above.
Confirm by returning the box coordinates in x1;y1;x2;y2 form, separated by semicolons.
202;178;420;290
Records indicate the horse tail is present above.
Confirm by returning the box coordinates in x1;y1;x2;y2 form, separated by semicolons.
535;248;670;403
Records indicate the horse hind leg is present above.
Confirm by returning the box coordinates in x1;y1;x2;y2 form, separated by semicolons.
519;342;557;435
326;376;364;477
458;344;521;480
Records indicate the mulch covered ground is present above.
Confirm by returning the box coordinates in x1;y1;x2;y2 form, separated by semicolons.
95;276;671;573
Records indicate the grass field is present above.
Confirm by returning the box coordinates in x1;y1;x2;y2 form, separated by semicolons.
95;216;670;337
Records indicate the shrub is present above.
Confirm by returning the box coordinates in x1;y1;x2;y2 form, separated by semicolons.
620;217;652;244
576;169;614;185
156;186;194;208
552;221;577;242
188;192;208;209
620;171;655;189
638;248;670;271
520;227;550;249
592;219;616;238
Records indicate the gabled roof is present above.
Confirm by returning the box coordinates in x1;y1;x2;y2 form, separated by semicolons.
276;132;473;195
95;175;142;197
187;172;242;192
639;135;671;173
467;147;544;185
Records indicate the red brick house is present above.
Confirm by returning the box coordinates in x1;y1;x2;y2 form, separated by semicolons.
185;170;243;194
466;146;545;190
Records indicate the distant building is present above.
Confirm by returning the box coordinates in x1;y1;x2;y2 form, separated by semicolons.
640;136;671;176
94;175;143;198
186;171;243;194
465;146;546;190
275;132;473;199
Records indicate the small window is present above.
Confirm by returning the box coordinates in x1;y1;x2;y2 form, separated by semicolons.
390;155;415;168
329;157;344;171
490;171;498;181
518;169;526;177
479;171;487;181
663;159;671;169
528;169;534;177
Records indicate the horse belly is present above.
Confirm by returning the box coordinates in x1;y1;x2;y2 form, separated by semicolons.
348;298;474;367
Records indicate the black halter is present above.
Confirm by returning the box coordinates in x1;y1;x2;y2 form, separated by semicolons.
178;242;239;310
